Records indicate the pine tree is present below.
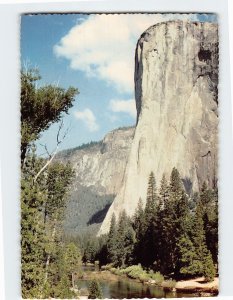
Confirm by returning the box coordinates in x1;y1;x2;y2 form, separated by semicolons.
115;210;135;267
21;152;47;298
21;67;78;298
54;274;75;299
144;172;157;220
162;168;191;276
191;201;216;281
106;213;118;265
142;172;158;267
177;234;200;278
132;199;146;264
132;198;145;237
200;183;218;265
156;174;169;272
88;280;103;299
62;243;82;285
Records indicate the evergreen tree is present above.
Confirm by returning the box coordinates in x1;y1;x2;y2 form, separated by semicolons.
62;243;82;283
106;213;118;265
115;210;135;267
21;68;78;165
88;280;103;299
156;174;169;272
191;201;216;281
144;172;157;220
177;234;200;278
132;198;145;237
161;168;191;276
21;68;78;298
200;183;218;265
21;151;47;298
141;172;158;267
96;235;108;267
132;199;146;264
54;274;75;299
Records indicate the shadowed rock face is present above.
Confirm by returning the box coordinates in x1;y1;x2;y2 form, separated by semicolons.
56;127;135;234
99;21;218;235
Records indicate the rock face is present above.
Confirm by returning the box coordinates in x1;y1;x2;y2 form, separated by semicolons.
99;21;218;235
57;127;134;234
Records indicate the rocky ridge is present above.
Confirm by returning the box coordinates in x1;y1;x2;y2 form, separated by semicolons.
57;127;135;234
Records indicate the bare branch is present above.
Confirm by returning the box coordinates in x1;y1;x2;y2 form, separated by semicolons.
34;120;68;183
39;143;51;159
34;145;58;183
57;120;64;145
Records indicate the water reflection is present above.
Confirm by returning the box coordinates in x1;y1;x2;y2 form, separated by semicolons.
76;277;195;299
77;265;197;299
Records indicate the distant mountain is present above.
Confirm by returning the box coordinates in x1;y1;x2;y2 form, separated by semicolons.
56;126;135;236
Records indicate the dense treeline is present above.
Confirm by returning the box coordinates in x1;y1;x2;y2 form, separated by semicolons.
84;169;218;282
21;68;82;298
57;141;101;158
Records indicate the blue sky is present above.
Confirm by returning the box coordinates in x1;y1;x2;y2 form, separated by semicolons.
21;13;217;155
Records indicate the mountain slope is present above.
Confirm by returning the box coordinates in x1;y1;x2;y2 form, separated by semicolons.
56;127;135;235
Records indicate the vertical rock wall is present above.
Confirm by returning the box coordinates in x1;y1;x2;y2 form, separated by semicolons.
99;21;218;235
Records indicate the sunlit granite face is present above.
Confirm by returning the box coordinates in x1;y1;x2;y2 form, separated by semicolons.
99;21;218;235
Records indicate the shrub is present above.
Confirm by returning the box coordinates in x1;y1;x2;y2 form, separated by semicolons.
111;268;122;276
127;265;144;279
101;264;113;271
138;273;150;283
110;267;117;273
88;279;103;299
150;272;164;284
163;279;177;289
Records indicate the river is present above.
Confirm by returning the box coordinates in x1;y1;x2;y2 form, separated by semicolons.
75;266;199;299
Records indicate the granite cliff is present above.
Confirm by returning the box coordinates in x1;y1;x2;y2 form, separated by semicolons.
99;21;218;235
57;127;134;235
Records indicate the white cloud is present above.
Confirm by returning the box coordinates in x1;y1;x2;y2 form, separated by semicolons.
74;108;99;132
109;99;136;118
54;14;199;93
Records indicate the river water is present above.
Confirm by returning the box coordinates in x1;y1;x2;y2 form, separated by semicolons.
76;266;198;299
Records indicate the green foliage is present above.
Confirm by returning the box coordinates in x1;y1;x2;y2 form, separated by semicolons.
191;201;216;281
88;279;103;299
178;234;200;277
101;167;218;282
115;210;136;267
63;182;115;237
106;213;118;264
21;152;47;298
21;68;78;164
108;265;164;284
149;271;164;284
21;68;79;298
57;141;101;158
106;211;136;267
117;265;149;282
163;279;177;289
62;242;82;274
101;264;113;271
53;274;75;299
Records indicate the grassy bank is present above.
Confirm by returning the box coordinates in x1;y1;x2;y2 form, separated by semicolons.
101;264;218;295
101;264;175;288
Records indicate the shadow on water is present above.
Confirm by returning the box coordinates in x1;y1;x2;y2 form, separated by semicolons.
76;268;198;299
77;265;199;298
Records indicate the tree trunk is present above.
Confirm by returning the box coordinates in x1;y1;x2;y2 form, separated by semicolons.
40;221;56;298
71;272;75;289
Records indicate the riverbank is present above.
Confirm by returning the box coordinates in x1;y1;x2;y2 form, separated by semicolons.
79;265;218;297
175;277;218;295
